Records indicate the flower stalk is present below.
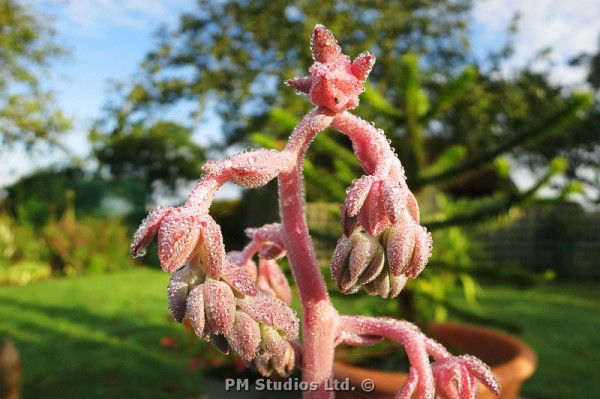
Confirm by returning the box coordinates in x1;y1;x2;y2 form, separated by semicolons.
130;24;500;399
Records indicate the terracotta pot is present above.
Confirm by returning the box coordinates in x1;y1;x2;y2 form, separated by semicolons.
333;322;537;399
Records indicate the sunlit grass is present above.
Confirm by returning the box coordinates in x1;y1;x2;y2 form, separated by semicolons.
0;269;202;399
1;269;598;399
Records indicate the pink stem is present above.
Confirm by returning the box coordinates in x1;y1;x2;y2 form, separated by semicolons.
339;315;436;399
279;107;339;398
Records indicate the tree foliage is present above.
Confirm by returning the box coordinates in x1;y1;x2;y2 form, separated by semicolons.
0;0;70;150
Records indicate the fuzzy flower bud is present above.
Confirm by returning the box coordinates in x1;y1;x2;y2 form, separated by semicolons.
130;205;226;278
285;24;375;114
341;176;407;237
226;311;262;361
247;325;296;377
432;355;501;399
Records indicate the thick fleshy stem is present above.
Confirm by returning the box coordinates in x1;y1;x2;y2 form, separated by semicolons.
338;315;436;399
278;107;340;398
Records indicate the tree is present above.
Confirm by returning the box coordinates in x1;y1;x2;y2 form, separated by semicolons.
91;120;206;210
0;0;70;151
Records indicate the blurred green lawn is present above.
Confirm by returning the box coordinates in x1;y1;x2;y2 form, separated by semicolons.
1;269;599;399
0;269;202;399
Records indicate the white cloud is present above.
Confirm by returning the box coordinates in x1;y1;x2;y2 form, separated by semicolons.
473;0;600;84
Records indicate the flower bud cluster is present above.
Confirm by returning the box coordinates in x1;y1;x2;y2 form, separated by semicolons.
332;190;431;298
131;205;298;376
432;355;501;399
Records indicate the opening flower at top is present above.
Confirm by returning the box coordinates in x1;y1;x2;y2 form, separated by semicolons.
286;24;375;113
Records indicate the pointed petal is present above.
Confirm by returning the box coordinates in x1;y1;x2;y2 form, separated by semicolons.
261;259;293;305
359;180;390;236
364;269;390;298
285;76;312;94
130;206;172;257
203;280;236;334
405;226;432;278
237;291;299;339
158;207;202;273
221;259;257;296
186;285;206;337
311;24;342;63
226;311;261;361
389;273;409;298
341;176;374;236
197;215;225;279
381;181;404;225
405;190;421;223
348;233;379;285
386;218;417;276
351;52;376;81
330;236;352;283
461;355;501;397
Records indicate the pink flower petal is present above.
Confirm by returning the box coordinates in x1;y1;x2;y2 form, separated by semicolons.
310;24;342;63
197;214;225;279
260;259;292;305
158;207;202;273
237;291;299;339
130;206;172;258
203;280;236;335
221;259;257;297
226;311;261;361
386;217;416;276
351;52;376;81
186;285;206;337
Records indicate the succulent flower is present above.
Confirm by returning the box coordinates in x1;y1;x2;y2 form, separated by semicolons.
331;214;431;298
286;24;375;114
432;355;501;399
130;205;225;278
246;325;297;377
341;175;408;237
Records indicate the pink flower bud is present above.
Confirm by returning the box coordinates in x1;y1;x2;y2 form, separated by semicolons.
221;259;257;297
385;212;432;278
226;311;261;361
157;206;203;273
203;279;236;335
432;355;501;399
168;265;200;323
237;291;299;339
341;176;409;237
186;285;206;337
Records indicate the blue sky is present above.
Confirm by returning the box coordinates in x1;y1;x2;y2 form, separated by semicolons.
2;0;599;190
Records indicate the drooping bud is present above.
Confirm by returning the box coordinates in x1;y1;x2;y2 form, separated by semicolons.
203;279;236;335
168;265;200;323
158;206;203;273
186;285;206;337
237;291;299;339
249;325;296;377
384;212;432;278
221;259;257;297
226;311;261;361
432;357;480;399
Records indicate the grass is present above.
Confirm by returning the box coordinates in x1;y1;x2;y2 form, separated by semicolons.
0;268;203;399
1;269;599;399
474;281;600;399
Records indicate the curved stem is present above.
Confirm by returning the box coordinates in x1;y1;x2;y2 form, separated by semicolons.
279;107;339;398
339;315;435;399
